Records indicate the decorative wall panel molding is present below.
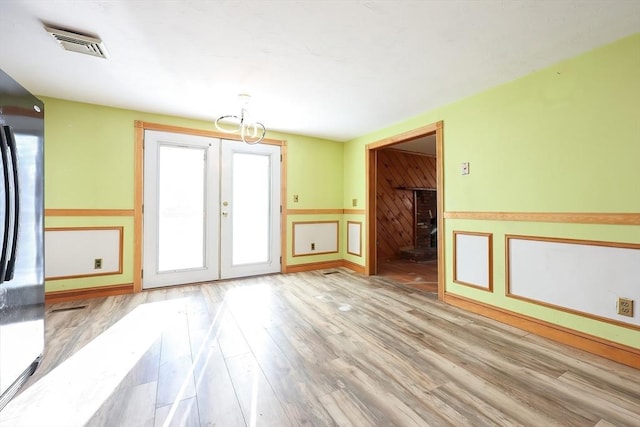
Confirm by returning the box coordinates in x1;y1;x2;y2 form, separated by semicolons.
507;235;640;328
292;221;339;256
453;231;493;291
347;221;362;256
45;227;123;280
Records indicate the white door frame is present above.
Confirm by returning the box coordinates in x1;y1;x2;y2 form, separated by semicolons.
142;130;220;289
141;129;282;288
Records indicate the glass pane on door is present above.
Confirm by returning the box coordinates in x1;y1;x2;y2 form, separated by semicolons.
231;152;270;265
157;144;206;271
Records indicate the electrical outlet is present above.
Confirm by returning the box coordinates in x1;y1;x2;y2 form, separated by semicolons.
94;258;103;269
352;198;357;207
293;194;299;203
617;298;633;317
311;243;315;250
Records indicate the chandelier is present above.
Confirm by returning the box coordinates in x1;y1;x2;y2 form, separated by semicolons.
214;94;266;144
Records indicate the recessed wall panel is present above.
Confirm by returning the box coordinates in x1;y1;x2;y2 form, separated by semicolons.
347;221;362;256
507;236;640;327
453;231;492;291
293;221;339;256
45;227;123;279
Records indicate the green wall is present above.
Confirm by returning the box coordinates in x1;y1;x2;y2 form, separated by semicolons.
42;33;639;349
344;33;640;348
42;99;344;291
286;135;343;208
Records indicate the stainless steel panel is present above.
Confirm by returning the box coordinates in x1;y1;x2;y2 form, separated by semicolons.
0;68;45;407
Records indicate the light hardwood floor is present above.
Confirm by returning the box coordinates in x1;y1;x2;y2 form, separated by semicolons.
377;259;438;293
2;268;639;426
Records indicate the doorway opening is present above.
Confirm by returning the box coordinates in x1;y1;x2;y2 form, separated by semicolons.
365;121;444;300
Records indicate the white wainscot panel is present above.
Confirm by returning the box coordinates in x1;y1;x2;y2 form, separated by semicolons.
347;221;362;256
45;228;122;279
293;222;338;256
508;237;640;326
454;232;492;290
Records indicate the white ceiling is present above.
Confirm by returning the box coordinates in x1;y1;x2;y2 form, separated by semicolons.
1;1;638;142
393;135;437;155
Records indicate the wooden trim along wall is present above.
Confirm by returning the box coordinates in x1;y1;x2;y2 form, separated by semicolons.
444;293;640;369
286;208;366;215
45;209;135;217
505;234;640;332
444;211;640;225
45;283;134;304
284;260;366;275
286;209;344;215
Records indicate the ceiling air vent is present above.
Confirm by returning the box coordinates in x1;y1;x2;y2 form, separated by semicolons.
44;25;108;59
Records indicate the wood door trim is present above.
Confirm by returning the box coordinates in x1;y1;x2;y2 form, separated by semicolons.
133;123;144;292
365;121;444;301
281;143;288;273
135;120;285;146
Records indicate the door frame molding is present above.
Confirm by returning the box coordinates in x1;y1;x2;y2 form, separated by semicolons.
365;121;444;300
133;120;287;292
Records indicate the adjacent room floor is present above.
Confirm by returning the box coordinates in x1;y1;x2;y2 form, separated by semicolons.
2;269;639;426
377;258;438;293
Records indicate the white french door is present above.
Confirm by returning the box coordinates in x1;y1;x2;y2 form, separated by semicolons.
142;130;280;289
143;131;219;288
220;142;281;279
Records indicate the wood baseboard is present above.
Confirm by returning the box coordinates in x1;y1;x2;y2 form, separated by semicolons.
45;283;134;304
444;293;640;369
342;260;366;274
284;259;366;274
284;260;345;273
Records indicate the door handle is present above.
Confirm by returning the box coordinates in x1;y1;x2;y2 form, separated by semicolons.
4;127;20;282
0;127;10;284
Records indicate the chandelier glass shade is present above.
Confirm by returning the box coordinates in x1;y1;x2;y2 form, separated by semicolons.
214;94;266;144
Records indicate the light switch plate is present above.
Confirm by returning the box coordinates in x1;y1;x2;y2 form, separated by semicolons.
461;162;470;175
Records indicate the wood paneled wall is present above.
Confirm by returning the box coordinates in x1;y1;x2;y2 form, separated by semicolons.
376;149;436;261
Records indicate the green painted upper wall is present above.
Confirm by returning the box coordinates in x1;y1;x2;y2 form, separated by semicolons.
43;99;135;209
343;33;640;349
284;133;343;209
345;33;640;213
41;98;343;210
